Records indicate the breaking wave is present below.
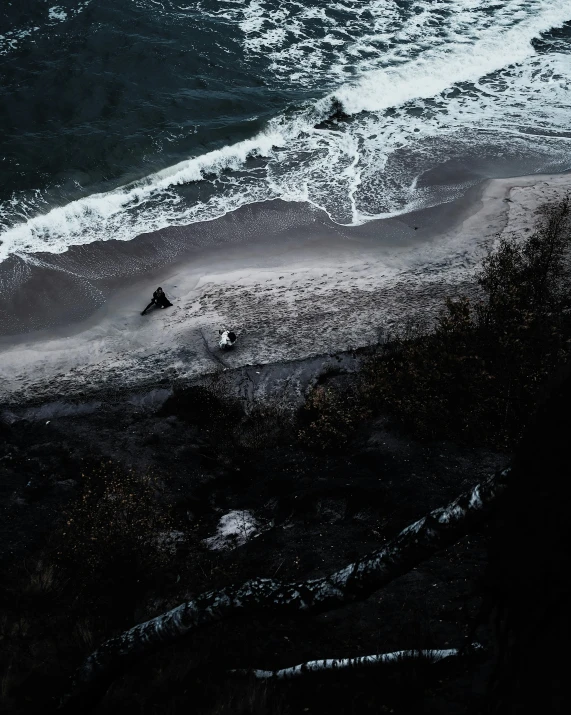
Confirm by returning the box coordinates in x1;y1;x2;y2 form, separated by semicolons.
1;0;571;261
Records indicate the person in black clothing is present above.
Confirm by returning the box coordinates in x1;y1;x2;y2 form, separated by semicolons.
141;287;173;315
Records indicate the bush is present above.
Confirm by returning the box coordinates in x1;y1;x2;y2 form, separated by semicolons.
161;375;296;469
0;463;182;710
56;463;176;599
298;385;371;450
235;401;294;453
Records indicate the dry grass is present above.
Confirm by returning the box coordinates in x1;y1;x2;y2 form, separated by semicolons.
0;461;182;711
21;559;61;597
56;463;176;587
73;619;94;650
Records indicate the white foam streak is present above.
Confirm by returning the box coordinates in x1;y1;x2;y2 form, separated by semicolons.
152;130;285;187
0;130;287;260
334;1;571;115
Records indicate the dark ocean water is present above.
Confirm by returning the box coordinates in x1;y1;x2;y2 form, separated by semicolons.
1;0;571;263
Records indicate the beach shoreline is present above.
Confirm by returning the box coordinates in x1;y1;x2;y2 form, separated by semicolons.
1;171;570;405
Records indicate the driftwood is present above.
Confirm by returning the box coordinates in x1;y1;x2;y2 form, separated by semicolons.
61;467;511;707
231;646;483;680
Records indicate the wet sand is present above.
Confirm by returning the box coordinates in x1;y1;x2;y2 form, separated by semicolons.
1;172;570;403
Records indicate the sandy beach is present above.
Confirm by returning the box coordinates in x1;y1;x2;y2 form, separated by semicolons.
1;171;570;404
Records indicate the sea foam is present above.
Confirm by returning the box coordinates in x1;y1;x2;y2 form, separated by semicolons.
1;0;571;261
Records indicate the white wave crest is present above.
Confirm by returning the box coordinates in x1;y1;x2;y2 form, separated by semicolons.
1;0;571;260
332;0;571;115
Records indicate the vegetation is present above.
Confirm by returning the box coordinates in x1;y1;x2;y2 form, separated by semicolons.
57;464;176;596
298;385;370;450
161;376;296;465
355;198;571;448
0;462;180;712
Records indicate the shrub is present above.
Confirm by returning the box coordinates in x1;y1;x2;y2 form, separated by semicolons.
235;402;294;453
360;199;571;447
56;463;176;598
298;385;371;450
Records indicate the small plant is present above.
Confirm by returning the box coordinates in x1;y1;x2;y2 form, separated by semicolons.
298;385;371;450
237;397;295;452
359;198;571;447
56;463;176;595
73;619;94;649
22;559;58;596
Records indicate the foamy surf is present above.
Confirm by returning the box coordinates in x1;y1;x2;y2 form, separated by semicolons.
1;0;571;262
0;0;91;55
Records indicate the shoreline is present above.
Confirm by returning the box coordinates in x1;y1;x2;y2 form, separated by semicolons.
1;171;571;405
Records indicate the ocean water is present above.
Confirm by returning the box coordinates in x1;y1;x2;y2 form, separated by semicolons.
1;0;571;263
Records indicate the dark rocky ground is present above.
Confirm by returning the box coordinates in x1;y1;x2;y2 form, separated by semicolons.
0;354;509;715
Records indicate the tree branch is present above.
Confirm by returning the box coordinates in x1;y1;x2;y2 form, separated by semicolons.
61;467;510;707
230;646;483;680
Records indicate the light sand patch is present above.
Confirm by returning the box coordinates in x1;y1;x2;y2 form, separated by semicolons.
1;172;570;404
